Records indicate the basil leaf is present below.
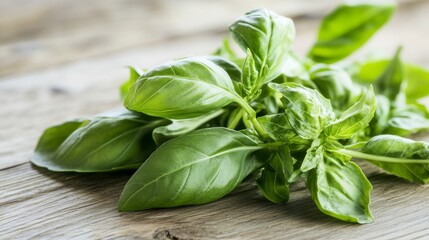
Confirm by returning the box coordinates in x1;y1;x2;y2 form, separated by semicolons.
307;152;373;223
375;48;403;102
383;107;429;136
120;66;143;100
257;146;293;203
32;110;167;172
269;82;335;139
241;49;260;98
152;109;224;146
118;128;267;211
301;139;323;172
355;59;429;101
308;3;395;63
204;56;242;82
310;64;362;113
124;57;245;119
369;95;391;136
229;8;295;82
323;86;376;139
361;135;429;184
257;114;309;146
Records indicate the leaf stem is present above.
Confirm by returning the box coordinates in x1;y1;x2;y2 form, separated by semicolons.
235;97;270;139
338;149;429;164
227;108;244;129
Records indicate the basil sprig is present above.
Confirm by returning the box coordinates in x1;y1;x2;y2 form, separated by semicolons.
32;5;429;224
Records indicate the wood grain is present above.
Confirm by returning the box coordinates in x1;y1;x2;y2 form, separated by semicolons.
1;163;429;239
1;1;429;239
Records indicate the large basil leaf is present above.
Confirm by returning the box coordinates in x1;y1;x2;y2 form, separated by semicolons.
152;109;224;146
120;66;143;100
118;128;268;211
32;110;167;172
269;82;335;139
229;8;295;82
307;152;373;223
308;3;395;63
257;146;294;203
310;64;362;113
361;135;429;184
323;86;376;139
124;57;246;119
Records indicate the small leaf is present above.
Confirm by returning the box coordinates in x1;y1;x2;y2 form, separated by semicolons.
204;56;242;82
301;139;323;172
119;128;268;211
32;109;167;172
307;152;373;223
125;57;246;119
241;49;260;97
229;8;295;82
269;82;335;139
257;146;294;203
257;114;309;146
323;86;376;139
361;135;429;184
375;47;403;102
308;3;395;63
120;66;143;100
152;109;224;145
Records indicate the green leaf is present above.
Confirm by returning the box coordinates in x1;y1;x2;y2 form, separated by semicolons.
152;109;224;146
124;57;246;119
120;66;143;100
310;64;362;113
361;135;429;184
308;3;395;63
307;152;373;223
229;8;295;82
269;82;335;139
323;86;376;139
257;146;294;203
241;49;260;98
301;139;323;172
32;109;167;172
375;47;403;102
257;114;309;146
118;128;268;211
204;56;242;82
369;95;391;136
355;59;429;101
383;107;429;136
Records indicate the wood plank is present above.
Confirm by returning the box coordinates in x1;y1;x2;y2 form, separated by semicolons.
1;163;429;239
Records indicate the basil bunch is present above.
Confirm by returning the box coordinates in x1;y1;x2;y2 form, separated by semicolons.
32;4;429;224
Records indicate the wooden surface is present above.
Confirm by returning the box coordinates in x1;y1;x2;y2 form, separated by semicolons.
1;1;429;239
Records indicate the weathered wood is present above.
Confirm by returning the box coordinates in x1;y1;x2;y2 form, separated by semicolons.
1;163;429;239
1;1;429;239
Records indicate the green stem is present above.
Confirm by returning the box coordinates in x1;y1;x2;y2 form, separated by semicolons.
235;97;270;139
227;108;244;129
338;149;429;164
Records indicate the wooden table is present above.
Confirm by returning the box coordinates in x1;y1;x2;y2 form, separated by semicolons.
1;1;429;239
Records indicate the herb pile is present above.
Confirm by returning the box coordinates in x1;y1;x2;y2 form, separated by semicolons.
32;3;429;224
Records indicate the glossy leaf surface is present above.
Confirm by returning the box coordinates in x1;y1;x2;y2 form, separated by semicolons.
32;110;166;172
119;128;267;211
362;135;429;184
229;8;295;82
124;57;244;119
307;152;373;223
269;82;335;139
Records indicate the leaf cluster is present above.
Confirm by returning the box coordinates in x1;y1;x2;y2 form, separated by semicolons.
32;4;429;224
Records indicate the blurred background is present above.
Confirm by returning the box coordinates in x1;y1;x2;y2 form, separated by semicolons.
1;0;428;78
